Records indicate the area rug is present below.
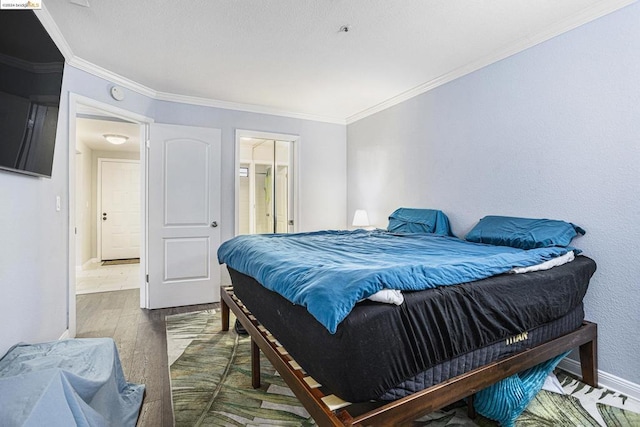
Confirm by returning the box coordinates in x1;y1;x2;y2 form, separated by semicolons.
101;258;139;266
166;309;640;426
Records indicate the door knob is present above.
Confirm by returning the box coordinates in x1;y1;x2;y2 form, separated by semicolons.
211;221;218;228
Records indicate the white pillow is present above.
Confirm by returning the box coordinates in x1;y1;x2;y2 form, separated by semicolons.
366;289;404;305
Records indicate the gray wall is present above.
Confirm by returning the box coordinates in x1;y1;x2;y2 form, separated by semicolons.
0;65;347;357
347;3;640;384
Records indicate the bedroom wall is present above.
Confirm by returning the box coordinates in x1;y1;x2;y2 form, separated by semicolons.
0;65;156;358
347;3;640;386
0;64;347;357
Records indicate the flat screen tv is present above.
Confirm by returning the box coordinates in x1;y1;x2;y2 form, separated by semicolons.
0;10;64;178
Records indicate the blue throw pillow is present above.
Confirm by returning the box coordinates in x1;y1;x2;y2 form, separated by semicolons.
465;216;585;250
387;208;453;236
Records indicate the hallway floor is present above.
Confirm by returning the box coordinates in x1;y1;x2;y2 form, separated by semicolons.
76;261;140;294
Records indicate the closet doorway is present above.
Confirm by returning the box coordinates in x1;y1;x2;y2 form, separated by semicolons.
235;130;298;236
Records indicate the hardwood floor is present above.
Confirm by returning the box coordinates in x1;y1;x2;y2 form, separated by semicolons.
76;289;217;427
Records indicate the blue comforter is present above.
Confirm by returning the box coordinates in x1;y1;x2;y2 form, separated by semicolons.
218;229;571;333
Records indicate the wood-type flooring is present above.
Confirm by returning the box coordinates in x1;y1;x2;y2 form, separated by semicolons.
76;288;217;426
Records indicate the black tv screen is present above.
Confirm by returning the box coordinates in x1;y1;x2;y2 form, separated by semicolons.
0;10;64;178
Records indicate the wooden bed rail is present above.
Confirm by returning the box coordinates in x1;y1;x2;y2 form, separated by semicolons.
220;286;598;427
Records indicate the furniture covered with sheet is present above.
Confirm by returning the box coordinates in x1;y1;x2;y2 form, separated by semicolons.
0;338;144;427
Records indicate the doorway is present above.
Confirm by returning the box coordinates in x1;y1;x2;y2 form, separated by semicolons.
68;94;151;337
74;114;142;295
236;130;298;236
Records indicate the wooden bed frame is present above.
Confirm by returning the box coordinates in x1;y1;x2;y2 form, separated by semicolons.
220;286;598;427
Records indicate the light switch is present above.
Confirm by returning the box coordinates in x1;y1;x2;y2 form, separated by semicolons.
56;196;61;211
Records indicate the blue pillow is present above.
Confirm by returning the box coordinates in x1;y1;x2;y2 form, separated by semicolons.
387;208;453;236
465;215;585;250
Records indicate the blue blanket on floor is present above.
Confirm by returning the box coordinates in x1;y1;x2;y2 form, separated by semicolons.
474;352;569;426
218;229;570;333
0;338;144;427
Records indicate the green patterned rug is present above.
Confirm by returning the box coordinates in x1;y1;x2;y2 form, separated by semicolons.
166;309;640;426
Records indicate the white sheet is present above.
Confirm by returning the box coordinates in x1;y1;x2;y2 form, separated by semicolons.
366;289;404;305
366;251;576;306
510;250;575;274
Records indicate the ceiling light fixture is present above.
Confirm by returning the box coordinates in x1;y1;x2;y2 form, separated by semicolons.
103;134;129;145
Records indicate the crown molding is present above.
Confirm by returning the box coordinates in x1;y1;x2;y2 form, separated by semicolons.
68;55;345;124
34;5;345;125
346;0;637;124
35;0;636;127
154;91;346;125
67;56;159;99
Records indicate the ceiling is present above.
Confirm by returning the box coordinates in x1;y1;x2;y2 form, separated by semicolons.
42;0;634;123
76;115;140;153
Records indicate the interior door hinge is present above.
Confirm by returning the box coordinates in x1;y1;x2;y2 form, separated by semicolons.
145;140;150;149
146;274;149;283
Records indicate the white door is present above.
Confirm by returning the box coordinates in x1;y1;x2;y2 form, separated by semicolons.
147;124;221;308
101;160;140;260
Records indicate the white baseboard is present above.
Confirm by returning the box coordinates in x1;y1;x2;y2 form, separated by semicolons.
559;357;640;401
59;329;70;340
78;258;99;271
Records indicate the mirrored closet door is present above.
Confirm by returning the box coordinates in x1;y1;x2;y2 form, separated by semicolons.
238;138;291;235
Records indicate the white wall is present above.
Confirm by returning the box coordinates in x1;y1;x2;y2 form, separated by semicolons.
0;77;73;357
0;64;347;357
347;3;640;385
75;140;93;267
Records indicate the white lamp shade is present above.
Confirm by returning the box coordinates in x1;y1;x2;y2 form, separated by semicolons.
352;209;370;227
103;134;129;145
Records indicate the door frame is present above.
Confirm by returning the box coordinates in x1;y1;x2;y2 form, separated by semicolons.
67;93;153;338
97;158;140;261
234;129;300;236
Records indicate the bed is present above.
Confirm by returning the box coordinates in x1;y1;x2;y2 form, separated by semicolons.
217;211;598;426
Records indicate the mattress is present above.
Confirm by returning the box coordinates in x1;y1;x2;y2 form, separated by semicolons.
229;255;596;403
379;303;584;400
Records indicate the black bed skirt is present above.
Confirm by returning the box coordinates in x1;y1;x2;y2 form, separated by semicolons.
228;255;596;402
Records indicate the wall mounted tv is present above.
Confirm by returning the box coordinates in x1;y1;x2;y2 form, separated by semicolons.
0;10;64;178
